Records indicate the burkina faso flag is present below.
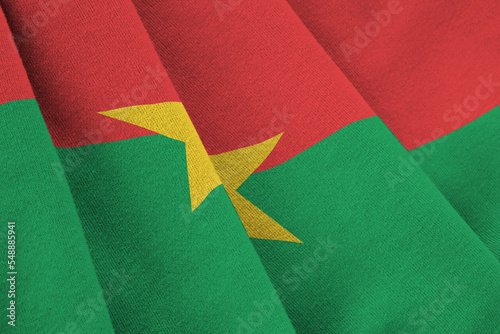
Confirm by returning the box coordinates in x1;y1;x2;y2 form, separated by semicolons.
0;0;499;333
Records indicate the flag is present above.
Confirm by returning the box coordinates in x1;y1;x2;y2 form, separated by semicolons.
0;0;499;333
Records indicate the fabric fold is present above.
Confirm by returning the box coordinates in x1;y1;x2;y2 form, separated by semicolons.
0;8;115;333
284;0;500;260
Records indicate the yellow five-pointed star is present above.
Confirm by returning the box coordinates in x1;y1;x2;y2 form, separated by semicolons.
100;102;301;243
